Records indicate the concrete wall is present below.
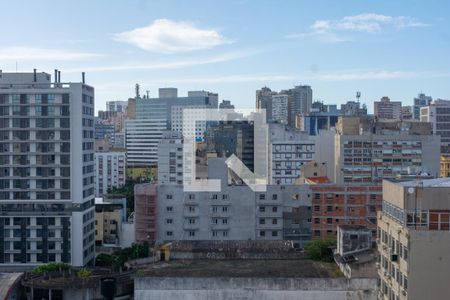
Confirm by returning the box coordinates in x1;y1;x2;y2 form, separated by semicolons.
135;277;377;300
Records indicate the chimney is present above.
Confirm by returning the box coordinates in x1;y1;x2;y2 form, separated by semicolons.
82;72;85;84
58;71;61;83
33;69;37;82
54;69;58;84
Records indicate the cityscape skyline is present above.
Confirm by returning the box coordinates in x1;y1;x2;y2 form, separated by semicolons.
1;0;450;112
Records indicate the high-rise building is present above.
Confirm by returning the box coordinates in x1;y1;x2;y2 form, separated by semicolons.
205;121;254;171
296;104;341;135
94;152;126;197
106;100;128;113
157;131;184;185
341;101;367;117
219;100;234;109
271;94;289;124
377;178;450;300
125;88;218;167
286;85;313;128
0;70;96;267
413;92;432;120
256;87;275;123
334;117;440;184
420;99;450;154
374;97;402;120
269;124;315;184
400;106;413;120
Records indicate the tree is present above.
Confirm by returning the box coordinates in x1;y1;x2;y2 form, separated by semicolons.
95;253;115;267
304;238;335;262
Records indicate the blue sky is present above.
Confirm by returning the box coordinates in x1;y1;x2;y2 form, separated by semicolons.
1;0;450;112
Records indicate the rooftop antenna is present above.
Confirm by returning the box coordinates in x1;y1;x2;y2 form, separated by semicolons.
135;83;140;98
356;91;361;103
146;90;150;99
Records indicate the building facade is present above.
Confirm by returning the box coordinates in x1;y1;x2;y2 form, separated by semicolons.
334;117;440;184
374;97;401;120
311;185;382;239
271;94;289;124
269;124;315;184
157;131;183;185
94;152;126;196
0;71;95;267
420;99;450;154
413;93;432;120
377;178;450;300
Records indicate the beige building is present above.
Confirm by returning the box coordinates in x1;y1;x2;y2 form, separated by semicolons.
377;178;450;300
334;117;440;184
95;199;123;246
441;155;450;177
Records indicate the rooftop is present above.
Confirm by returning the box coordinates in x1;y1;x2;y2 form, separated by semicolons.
395;177;450;188
139;259;343;278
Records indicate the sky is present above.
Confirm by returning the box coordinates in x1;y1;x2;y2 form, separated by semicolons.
1;0;450;113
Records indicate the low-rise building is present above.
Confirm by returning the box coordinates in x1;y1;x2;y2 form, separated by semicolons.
94;198;124;246
311;185;382;239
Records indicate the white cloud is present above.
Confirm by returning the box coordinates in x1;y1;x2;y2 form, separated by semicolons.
113;19;232;53
64;51;251;73
310;70;450;81
0;47;101;61
286;13;427;42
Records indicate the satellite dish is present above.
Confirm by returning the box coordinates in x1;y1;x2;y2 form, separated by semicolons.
408;187;415;194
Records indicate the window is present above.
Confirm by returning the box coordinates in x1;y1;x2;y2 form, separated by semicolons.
259;218;265;225
327;218;332;224
260;230;265;237
272;194;278;200
259;194;265;200
166;219;173;224
166;231;173;236
327;206;332;212
272;218;278;225
222;206;228;212
271;231;278;237
166;194;173;200
166;206;173;212
314;206;320;212
272;206;278;213
189;231;195;237
259;206;265;212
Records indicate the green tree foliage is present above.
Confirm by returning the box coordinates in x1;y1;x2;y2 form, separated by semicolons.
95;242;149;270
31;262;71;275
108;180;137;218
304;238;336;262
77;268;93;278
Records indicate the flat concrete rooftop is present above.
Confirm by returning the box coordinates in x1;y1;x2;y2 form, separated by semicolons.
139;259;343;278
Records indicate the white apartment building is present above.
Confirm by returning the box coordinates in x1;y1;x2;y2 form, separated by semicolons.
151;158;312;247
420;99;450;154
377;178;450;300
157;131;183;185
94;152;126;196
271;94;289;124
0;70;96;267
269;124;315;185
171;105;207;141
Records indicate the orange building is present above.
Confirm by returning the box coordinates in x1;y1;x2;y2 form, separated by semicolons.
311;185;382;239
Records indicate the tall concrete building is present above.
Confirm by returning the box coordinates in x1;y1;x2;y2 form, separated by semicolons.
0;70;95;267
256;87;275;123
413;92;432;120
377;178;450;300
287;85;313;127
106;100;128;113
297;104;341;135
271;94;289;124
269;124;315;184
125;88;218;167
341;101;367;117
157;131;183;185
335;117;440;184
420;99;450;154
374;97;401;120
94;151;126;196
